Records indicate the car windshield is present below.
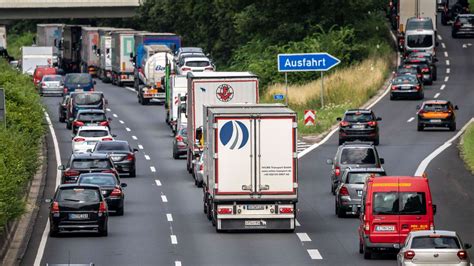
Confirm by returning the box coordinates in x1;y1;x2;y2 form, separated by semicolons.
58;188;100;202
344;113;374;122
79;175;117;186
407;34;433;48
95;142;129;151
373;192;426;215
407;19;434;30
78;130;109;138
78;113;106;121
73;94;102;105
341;148;377;164
459;16;474;24
43;75;62;82
185;60;210;67
71;159;112;169
393;76;417;84
345;172;383;184
411;236;460;249
423;103;449;112
65;74;92;84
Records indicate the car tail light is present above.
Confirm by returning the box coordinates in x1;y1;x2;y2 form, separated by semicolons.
340;121;349;127
64;170;80;177
364;221;370;232
404;250;415;260
126;153;134;161
457;250;468;260
175;135;184;142
367;121;377;127
101;137;113;141
391;85;398;90
217;207;232;214
51;201;60;214
102;169;115;174
73;121;84;127
181;67;191;72
63;87;68;93
279;207;294;214
99;201;107;215
73;137;86;142
335;166;341;177
90;87;95;91
339;185;349;196
199;163;203;171
110;187;122;197
422;68;429;72
99;121;109;126
454;21;462;29
415;85;421;91
41;82;46;87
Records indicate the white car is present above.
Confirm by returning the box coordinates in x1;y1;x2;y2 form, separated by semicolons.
178;57;214;75
72;126;115;154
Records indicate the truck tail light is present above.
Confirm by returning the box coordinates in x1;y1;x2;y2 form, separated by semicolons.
404;250;415;260
217;207;232;215
457;250;468;260
279;207;293;214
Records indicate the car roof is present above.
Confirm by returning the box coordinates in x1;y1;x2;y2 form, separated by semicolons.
409;230;457;237
58;183;101;189
77;109;105;114
71;152;109;159
183;57;210;62
77;125;110;131
407;17;432;21
345;109;372;114
423;100;449;105
70;91;103;95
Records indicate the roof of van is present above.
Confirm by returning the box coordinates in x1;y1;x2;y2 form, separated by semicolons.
368;176;429;190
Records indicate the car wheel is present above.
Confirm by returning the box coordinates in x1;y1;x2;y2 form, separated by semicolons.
338;138;344;145
449;123;456;131
452;32;457;38
373;137;379;146
419;93;424;100
417;123;424;131
99;225;108;237
59;116;65;123
129;167;136;178
359;241;364;254
194;177;199;187
49;223;59;237
331;182;336;195
206;199;212;221
442;16;447;25
335;200;338;215
336;202;345;218
363;247;372;260
173;147;179;159
142;98;149;105
116;205;124;216
66;121;72;130
203;193;208;214
211;204;217;227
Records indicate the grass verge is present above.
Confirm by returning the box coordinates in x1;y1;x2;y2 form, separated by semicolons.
262;56;392;135
460;123;474;174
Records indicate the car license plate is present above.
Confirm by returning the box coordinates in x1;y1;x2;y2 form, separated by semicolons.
375;225;395;232
352;124;364;129
430;119;442;123
87;123;98;126
76;88;83;92
69;213;89;220
244;220;266;226
87;141;97;145
357;190;362;196
112;156;122;161
247;205;265;210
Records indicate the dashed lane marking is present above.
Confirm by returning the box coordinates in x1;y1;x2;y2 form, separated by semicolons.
144;155;151;160
161;195;168;203
124;86;136;93
113;113;118;118
463;44;467;48
170;235;178;244
447;68;450;74
407;117;415;123
434;93;440;99
296;233;312;242
138;144;144;149
445;76;449;82
295;219;301;227
307;249;323;260
444;51;448;57
167;213;173;222
132;135;138;140
446;60;450;66
440;84;446;90
106;108;111;111
126;127;131;132
175;261;182;266
155;180;162;186
442;42;446;49
437;34;442;40
119;120;124;124
150;166;156;172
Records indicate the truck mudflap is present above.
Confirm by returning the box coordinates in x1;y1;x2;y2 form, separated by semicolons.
218;217;295;231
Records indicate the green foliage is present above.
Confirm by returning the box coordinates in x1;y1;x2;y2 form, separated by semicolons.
6;32;35;60
0;60;44;229
461;123;474;174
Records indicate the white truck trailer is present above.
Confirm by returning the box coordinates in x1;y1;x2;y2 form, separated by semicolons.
36;24;63;61
21;46;54;75
202;104;298;231
0;25;7;49
81;27;115;76
97;28;132;82
186;72;259;173
111;30;138;86
167;75;187;131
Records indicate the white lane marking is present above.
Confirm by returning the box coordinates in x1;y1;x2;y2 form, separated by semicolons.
463;44;467;48
296;233;312;242
407;117;415;123
170;235;178;244
307;249;323;260
167;213;173;222
113;113;118;118
446;68;450;74
440;84;446;90
150;166;156;172
138;144;144;149
445;76;449;82
415;118;474;176
437;34;442;40
468;43;473;46
34;111;62;266
155;179;162;186
446;60;450;66
132;135;138;140
124;86;136;93
442;43;446;49
106;108;111;111
444;51;448;57
295;219;301;227
434;93;440;99
175;261;182;266
161;195;168;202
119;120;124;124
126;127;131;132
144;155;150;160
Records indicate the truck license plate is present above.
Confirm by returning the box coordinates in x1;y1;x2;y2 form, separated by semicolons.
247;205;265;210
69;213;89;220
375;225;395;232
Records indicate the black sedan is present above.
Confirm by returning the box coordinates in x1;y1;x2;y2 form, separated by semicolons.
452;14;474;37
337;109;381;145
390;74;424;100
77;173;127;215
407;52;438;81
93;140;138;177
58;95;70;123
49;184;108;237
403;58;433;85
58;153;119;184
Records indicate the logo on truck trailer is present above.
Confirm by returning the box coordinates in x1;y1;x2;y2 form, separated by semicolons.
220;121;249;150
216;84;234;102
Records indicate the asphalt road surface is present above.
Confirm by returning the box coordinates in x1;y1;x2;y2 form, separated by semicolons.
21;20;474;266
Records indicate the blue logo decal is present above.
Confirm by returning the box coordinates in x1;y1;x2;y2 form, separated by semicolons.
220;121;249;150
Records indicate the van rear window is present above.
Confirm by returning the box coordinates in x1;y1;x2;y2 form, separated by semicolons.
411;236;460;249
73;94;103;105
341;148;376;164
373;192;426;215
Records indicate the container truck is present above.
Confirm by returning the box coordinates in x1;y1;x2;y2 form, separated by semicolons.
136;45;174;105
58;25;87;73
111;30;138;86
81;27;115;76
186;72;259;173
167;75;187;131
21;46;54;75
202;104;298;232
97;28;132;82
36;24;63;62
0;25;7;49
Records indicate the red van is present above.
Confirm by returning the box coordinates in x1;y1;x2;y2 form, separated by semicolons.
33;66;57;87
358;175;436;259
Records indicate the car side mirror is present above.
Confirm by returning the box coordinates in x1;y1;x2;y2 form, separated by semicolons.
376;117;382;121
380;158;385;164
336;117;342;121
454;105;459;110
433;204;437;215
133;148;139;153
120;183;128;188
44;198;52;203
112;134;117;138
436;41;439;47
57;165;65;171
464;243;472;249
86;149;93;153
108;117;113;121
93;80;97;85
416;105;421;110
326;159;333;165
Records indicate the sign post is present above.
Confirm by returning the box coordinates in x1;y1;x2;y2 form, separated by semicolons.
277;53;340;108
0;88;5;127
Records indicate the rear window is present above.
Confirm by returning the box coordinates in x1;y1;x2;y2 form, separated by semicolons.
78;113;106;121
95;142;129;151
407;19;434;30
407;34;433;48
73;94;103;105
423;103;449;112
393;75;417;85
373;192;427;215
411;236;460;249
344;113;374;122
345;172;383;184
185;60;210;67
340;148;377;164
43;75;62;82
65;74;92;84
459;16;474;24
71;158;112;169
58;188;100;202
79;175;117;186
78;130;109;138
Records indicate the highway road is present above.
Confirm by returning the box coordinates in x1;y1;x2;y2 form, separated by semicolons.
21;20;474;266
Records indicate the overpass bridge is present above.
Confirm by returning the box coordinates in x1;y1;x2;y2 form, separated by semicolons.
0;0;140;21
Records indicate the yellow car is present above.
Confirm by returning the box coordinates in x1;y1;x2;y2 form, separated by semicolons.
417;100;458;131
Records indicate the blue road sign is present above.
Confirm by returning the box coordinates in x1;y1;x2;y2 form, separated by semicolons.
273;94;285;100
277;53;341;72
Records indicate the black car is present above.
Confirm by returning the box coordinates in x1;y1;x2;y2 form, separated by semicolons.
441;0;470;25
337;109;382;145
77;173;127;215
396;65;424;83
71;109;110;134
407;52;438;81
403;58;433;85
66;92;107;129
59;153;119;184
58;95;70;123
49;184;108;237
93;141;138;177
390;74;424;100
452;14;474;37
63;73;96;94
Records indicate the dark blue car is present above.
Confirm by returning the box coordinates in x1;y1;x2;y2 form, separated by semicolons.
63;73;95;94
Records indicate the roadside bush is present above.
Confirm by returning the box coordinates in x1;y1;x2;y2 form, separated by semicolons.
0;60;44;229
6;32;35;60
460;123;474;174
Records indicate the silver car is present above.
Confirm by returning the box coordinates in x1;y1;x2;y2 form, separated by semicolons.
39;74;64;96
335;168;385;217
397;230;472;266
